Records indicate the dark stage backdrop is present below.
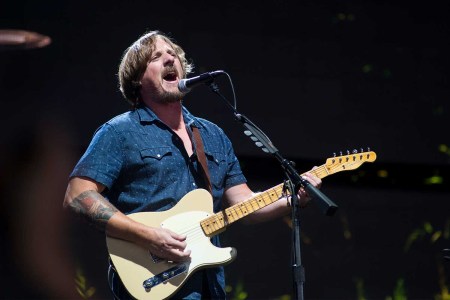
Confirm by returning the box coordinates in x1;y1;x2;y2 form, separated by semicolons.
1;0;449;299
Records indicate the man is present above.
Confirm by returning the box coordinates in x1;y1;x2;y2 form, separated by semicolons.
63;30;321;299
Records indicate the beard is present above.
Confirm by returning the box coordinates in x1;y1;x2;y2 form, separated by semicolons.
156;88;185;104
141;81;185;105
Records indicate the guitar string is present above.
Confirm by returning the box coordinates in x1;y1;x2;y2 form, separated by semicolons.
174;155;371;237
159;154;372;249
171;188;284;239
171;185;281;238
188;165;327;237
197;156;365;236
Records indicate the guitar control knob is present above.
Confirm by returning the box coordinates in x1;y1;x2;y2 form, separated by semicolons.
143;279;155;289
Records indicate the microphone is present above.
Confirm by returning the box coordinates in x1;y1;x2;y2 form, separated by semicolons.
178;70;225;93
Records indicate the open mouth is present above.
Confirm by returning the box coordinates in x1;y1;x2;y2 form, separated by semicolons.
162;70;178;83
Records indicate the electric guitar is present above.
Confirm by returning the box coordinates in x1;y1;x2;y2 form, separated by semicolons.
106;150;377;299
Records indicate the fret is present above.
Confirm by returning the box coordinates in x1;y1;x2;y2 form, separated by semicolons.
249;198;260;211
242;201;254;214
228;207;239;221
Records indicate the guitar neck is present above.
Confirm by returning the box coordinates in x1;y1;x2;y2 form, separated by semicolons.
200;165;330;237
200;150;377;236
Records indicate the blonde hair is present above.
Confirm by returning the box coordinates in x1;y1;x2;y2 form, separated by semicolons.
118;30;194;107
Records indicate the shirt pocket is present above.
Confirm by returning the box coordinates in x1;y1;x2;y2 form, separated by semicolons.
205;151;227;190
140;147;172;161
139;147;177;189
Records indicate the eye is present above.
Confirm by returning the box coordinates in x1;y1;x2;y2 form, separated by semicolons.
167;50;177;58
150;52;162;61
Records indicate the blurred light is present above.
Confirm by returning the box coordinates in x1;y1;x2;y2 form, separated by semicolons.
424;175;443;185
336;13;355;22
433;106;444;116
438;144;448;153
377;169;388;178
423;222;433;233
340;215;352;240
362;64;373;73
430;231;442;243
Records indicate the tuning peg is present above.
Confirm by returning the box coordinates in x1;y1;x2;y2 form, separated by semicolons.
339;151;343;156
360;148;364;153
367;147;371;151
347;150;350;155
244;130;252;136
333;152;337;157
352;149;358;154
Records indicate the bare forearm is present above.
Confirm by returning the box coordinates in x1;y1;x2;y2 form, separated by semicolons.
224;184;291;224
64;180;189;261
66;190;119;231
66;189;151;245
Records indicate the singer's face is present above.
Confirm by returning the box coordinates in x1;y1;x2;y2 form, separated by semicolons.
140;37;184;104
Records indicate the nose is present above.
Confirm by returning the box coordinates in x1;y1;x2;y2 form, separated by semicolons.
163;53;175;66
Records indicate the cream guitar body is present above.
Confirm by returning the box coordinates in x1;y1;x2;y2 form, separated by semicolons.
107;189;236;300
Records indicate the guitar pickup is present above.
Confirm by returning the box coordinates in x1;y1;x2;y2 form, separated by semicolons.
143;264;188;290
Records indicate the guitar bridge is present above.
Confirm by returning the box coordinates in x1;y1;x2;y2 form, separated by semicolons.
142;264;188;290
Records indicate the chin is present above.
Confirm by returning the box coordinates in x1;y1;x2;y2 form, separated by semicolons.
159;90;184;104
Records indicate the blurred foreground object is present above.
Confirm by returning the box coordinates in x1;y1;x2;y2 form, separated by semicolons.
444;249;450;261
0;29;51;50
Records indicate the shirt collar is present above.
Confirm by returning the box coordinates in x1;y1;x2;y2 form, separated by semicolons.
135;104;204;129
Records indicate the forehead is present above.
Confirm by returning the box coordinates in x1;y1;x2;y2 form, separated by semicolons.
153;37;175;51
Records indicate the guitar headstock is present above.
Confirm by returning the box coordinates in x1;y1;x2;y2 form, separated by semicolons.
325;149;377;175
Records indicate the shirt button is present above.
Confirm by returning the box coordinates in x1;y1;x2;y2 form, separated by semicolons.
157;154;161;158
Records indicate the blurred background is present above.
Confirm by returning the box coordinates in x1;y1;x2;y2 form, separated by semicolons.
1;0;449;299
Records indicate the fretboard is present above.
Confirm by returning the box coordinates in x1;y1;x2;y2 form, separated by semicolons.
200;165;329;237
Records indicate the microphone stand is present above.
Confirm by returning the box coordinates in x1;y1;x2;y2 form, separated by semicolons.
208;82;338;300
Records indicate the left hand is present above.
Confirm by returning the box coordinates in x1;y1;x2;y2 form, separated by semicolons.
297;168;322;208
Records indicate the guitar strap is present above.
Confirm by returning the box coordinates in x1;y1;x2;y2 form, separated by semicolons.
191;126;212;194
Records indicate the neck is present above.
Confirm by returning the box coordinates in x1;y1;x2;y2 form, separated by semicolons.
146;100;185;130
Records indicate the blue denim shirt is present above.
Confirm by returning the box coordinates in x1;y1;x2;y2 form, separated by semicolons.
70;105;246;299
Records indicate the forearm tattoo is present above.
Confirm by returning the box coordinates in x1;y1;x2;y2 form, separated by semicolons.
69;190;118;231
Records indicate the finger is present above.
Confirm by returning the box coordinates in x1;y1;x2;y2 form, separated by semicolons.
298;187;307;197
169;230;187;242
303;173;322;188
166;248;191;262
170;239;188;251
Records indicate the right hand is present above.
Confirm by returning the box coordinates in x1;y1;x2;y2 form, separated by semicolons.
144;227;192;262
